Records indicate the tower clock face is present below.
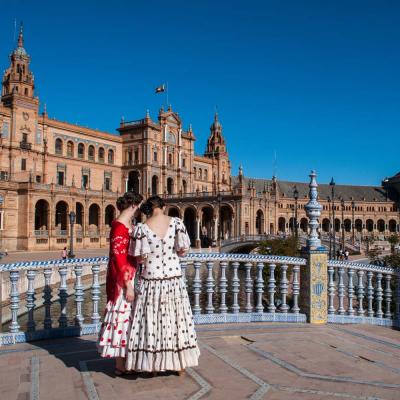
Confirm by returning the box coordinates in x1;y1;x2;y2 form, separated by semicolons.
22;112;29;121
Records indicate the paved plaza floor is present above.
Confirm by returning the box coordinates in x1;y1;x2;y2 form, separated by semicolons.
0;322;399;400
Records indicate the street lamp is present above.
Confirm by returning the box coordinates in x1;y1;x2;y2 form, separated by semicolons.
330;178;336;258
341;198;345;253
293;186;299;239
217;193;222;243
68;211;76;258
328;196;332;259
351;200;355;245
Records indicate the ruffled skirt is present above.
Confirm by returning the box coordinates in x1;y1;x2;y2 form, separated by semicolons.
97;283;133;358
125;276;200;372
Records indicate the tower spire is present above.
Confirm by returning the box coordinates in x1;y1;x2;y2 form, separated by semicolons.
17;22;24;48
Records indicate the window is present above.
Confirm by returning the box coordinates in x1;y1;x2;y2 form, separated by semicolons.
88;145;95;161
82;174;89;189
21;159;26;171
78;143;85;159
182;158;186;168
204;169;208;180
36;175;41;183
99;147;105;162
153;150;158;162
134;149;139;164
22;133;28;143
105;177;111;191
168;153;173;165
108;149;114;164
0;171;8;181
57;171;64;186
24;88;28;96
55;138;63;155
67;141;74;157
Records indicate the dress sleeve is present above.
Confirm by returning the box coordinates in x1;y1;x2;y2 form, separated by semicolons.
174;218;191;252
129;223;151;258
110;223;135;282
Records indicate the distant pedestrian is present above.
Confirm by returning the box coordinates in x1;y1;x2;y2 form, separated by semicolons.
61;247;67;260
344;250;349;260
336;250;340;260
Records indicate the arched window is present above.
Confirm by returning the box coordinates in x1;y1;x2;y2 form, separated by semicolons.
88;145;95;161
55;138;63;155
182;180;187;193
108;149;114;164
198;168;202;179
167;177;174;194
204;169;208;180
98;147;105;162
168;153;173;165
67;141;74;157
78;143;85;159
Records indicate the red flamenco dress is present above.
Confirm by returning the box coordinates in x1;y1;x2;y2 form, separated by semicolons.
98;220;137;358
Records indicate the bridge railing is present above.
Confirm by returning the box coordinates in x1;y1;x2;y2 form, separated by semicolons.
326;260;399;326
0;252;399;346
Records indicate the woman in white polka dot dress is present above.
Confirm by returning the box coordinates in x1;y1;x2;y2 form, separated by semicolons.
125;196;200;375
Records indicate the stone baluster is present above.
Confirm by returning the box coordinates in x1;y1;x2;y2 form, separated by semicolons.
219;261;228;314
43;268;53;329
255;262;264;313
366;271;374;317
356;270;365;316
280;264;289;313
292;265;300;314
347;268;355;316
9;271;20;333
180;260;187;287
26;270;36;332
205;261;214;314
74;264;84;326
192;261;202;315
268;264;276;313
91;264;101;325
231;261;240;313
244;262;253;313
338;267;345;315
327;265;335;314
384;274;392;319
58;265;68;328
375;272;383;318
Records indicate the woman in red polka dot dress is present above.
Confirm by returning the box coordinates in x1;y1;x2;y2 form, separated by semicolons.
97;191;143;376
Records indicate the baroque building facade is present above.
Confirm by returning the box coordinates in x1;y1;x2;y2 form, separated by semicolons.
0;28;399;251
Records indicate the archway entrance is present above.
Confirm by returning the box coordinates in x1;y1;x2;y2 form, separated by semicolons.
55;201;68;231
220;205;233;240
105;205;115;227
201;206;214;247
184;208;196;246
89;203;100;234
151;175;158;195
256;210;264;234
167;177;174;194
128;171;140;194
35;200;49;231
167;207;180;218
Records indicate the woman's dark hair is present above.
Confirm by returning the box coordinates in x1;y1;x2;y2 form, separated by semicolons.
140;195;165;216
116;191;143;212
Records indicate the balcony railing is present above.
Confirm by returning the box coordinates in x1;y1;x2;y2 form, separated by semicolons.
19;141;32;150
34;230;49;237
55;230;67;236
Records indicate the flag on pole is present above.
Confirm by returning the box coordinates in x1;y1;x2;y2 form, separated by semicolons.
155;84;166;93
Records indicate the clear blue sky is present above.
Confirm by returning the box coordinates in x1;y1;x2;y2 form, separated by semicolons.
1;0;399;186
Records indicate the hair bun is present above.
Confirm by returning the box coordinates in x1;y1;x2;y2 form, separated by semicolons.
140;202;153;216
116;196;127;212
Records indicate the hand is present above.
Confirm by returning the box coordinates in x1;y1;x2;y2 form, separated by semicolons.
125;283;135;302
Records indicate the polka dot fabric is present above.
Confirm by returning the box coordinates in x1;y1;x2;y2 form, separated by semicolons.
97;280;133;358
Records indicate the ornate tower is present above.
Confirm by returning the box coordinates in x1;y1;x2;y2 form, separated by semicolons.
204;112;231;192
1;24;36;106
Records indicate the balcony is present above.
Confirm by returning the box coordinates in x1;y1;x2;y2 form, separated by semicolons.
34;230;49;237
20;141;32;150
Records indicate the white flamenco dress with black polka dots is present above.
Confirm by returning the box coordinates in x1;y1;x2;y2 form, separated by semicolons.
125;217;200;372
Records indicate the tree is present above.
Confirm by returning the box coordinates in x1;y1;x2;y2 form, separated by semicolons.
387;234;399;254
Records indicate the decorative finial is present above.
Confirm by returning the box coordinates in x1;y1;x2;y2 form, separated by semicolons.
304;170;323;249
17;22;24;48
168;104;172;111
146;109;150;118
42;103;47;116
238;164;243;176
188;123;192;132
121;115;124;124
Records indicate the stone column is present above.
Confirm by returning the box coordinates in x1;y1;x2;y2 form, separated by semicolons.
195;216;201;248
213;216;218;242
300;171;328;324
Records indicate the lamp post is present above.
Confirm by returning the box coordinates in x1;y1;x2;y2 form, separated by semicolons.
328;196;332;259
330;178;336;258
341;198;345;253
68;211;76;258
217;193;222;243
293;186;299;239
351;200;355;245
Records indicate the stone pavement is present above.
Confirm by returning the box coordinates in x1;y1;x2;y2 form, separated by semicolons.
0;323;399;400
